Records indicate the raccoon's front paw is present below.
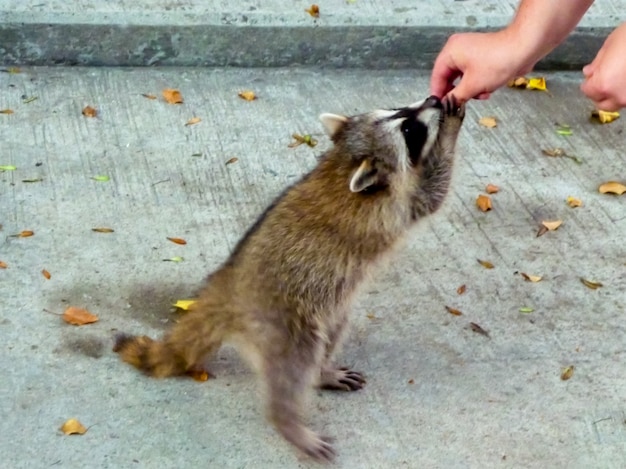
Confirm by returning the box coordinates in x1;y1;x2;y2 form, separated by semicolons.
442;95;465;120
320;367;366;391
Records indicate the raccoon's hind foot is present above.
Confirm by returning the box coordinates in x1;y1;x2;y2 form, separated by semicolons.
320;366;366;391
113;333;188;378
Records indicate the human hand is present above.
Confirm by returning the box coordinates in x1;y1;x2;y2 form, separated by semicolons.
430;30;536;103
581;22;626;111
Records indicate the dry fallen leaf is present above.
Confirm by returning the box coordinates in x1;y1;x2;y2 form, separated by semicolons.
591;110;620;124
60;418;87;435
0;261;7;268
507;76;528;88
456;284;466;295
186;369;213;382
598;181;626;195
485;184;499;194
477;259;494;269
469;322;490;338
82;106;97;118
580;278;603;290
526;77;547;91
479;116;497;128
560;365;574;381
476;194;492;212
141;93;157;100
185;117;201;126
566;196;582;208
62;306;99;326
520;272;542;282
92;227;115;233
167;237;187;245
10;230;34;238
541;147;583;164
445;305;463;316
225;157;239;165
305;4;320;17
42;269;51;280
173;299;197;311
541;220;563;231
163;89;183;104
408;379;415;385
0;109;14;114
238;90;257;101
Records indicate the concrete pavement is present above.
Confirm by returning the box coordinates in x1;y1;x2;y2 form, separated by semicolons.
1;66;626;468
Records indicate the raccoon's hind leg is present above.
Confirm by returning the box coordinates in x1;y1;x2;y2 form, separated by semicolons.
263;334;336;462
319;319;366;392
114;309;224;378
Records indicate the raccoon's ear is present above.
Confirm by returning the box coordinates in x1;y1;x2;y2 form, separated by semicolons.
319;113;348;138
349;159;380;193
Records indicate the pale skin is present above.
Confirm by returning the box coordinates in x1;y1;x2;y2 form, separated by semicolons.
430;0;626;111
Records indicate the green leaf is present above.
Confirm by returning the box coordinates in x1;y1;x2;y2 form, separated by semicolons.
91;175;110;182
0;165;17;171
519;307;534;313
22;96;38;104
163;256;184;263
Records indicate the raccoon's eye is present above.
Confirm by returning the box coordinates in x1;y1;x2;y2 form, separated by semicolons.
401;118;428;165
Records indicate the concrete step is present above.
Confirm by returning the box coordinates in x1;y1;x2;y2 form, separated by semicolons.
1;0;624;67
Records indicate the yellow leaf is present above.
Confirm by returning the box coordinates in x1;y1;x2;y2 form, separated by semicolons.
163;89;183;104
0;109;14;114
172;299;197;311
92;227;115;233
305;4;320;17
566;196;582;208
598;181;626;195
591;110;620;124
477;259;494;269
580;278;603;290
185;117;201;126
60;418;87;435
541;220;562;231
479;116;497;128
526;77;547;91
82;106;97;118
62;306;99;325
238;90;256;101
560;365;574;381
476;194;492;212
520;272;542;282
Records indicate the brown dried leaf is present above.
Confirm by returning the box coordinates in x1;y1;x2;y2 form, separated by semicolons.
10;230;34;238
560;365;574;381
476;194;492;212
305;4;320;17
507;76;528;88
0;260;7;268
479;116;497;128
477;259;494;269
456;284;466;295
542;148;566;157
541;220;563;231
566;196;582;208
445;305;463;316
185;117;201;126
62;306;99;326
0;109;14;114
408;379;415;385
536;225;548;237
162;89;183;104
238;90;257;101
469;322;490;338
82;106;97;118
598;181;626;195
167;237;187;245
92;227;115;233
520;272;542;282
225;157;239;165
60;418;87;435
141;93;157;100
580;278;603;290
42;269;51;280
485;183;499;194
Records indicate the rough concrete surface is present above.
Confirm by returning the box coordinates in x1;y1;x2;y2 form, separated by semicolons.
0;0;625;67
1;67;626;469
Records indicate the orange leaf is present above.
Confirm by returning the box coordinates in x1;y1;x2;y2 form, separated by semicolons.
566;196;582;208
445;305;463;316
456;284;466;295
476;194;492;212
186;368;214;382
10;230;34;238
82;106;97;118
42;269;51;280
162;89;183;104
485;183;499;194
185;117;201;126
60;418;87;435
167;237;187;245
238;90;257;101
598;181;626;195
305;4;320;17
0;260;7;268
62;306;99;326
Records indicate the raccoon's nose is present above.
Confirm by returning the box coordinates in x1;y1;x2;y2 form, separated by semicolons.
423;95;442;109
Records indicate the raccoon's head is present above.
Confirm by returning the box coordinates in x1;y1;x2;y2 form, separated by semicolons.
319;96;442;193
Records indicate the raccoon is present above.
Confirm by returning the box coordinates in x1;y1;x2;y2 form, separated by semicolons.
114;95;465;462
